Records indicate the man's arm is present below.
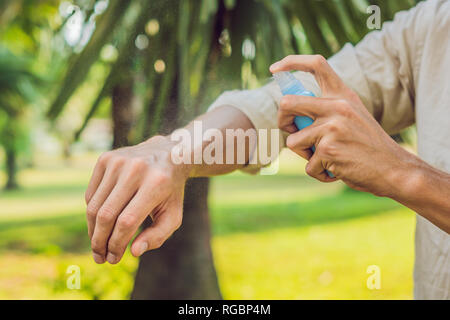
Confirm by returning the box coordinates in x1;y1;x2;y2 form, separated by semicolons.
183;105;256;177
265;0;450;232
270;55;450;234
391;157;450;234
85;105;255;264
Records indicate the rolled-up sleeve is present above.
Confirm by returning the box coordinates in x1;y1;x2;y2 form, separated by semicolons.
328;0;433;134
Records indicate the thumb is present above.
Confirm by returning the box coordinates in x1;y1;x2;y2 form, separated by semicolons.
130;206;182;257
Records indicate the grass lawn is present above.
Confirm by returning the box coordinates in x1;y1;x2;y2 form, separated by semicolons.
0;150;415;299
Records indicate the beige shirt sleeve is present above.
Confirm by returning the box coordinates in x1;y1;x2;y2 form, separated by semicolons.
208;0;431;173
329;0;435;134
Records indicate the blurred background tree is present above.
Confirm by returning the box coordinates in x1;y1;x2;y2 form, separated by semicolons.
0;0;61;189
0;48;35;190
0;0;420;298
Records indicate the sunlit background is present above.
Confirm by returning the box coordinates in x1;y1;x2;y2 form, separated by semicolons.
0;0;420;299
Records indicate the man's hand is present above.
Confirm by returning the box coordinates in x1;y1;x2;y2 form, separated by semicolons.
84;105;255;264
270;55;416;197
85;135;189;264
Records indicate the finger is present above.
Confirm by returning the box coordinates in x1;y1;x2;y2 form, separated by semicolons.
90;177;140;264
283;123;298;134
130;202;182;257
85;159;107;239
285;125;322;160
270;55;346;97
85;154;109;204
276;105;299;134
86;165;119;240
279;95;336;122
305;154;330;182
305;154;337;183
105;185;166;264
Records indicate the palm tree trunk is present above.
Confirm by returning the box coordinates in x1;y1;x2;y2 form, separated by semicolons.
4;148;18;190
111;83;135;149
131;55;221;298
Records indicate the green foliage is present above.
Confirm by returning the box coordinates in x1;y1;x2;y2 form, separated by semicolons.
0;0;63;188
0;47;40;189
46;0;420;144
0;47;38;116
47;0;133;119
0;0;60;52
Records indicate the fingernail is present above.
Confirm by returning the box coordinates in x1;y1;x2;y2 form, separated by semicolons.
106;252;117;264
269;62;280;72
93;253;105;264
137;242;148;256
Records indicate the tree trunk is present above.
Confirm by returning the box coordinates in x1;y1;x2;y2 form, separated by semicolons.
130;4;221;298
4;148;18;190
131;177;222;299
111;83;135;149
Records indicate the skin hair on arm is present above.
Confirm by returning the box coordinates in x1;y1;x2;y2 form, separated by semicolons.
183;105;256;177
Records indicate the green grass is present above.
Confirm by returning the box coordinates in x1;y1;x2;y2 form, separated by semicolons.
0;150;415;299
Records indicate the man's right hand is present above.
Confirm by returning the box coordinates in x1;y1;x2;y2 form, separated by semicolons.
85;135;190;264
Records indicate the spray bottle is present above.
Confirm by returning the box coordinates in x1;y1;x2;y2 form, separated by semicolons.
273;71;334;178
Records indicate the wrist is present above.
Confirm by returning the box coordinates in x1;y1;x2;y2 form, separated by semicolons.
384;151;425;202
143;135;194;180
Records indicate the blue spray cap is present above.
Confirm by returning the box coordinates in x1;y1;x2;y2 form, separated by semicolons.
272;71;306;92
272;71;334;178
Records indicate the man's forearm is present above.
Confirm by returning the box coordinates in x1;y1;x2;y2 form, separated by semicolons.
388;154;450;233
164;105;256;178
